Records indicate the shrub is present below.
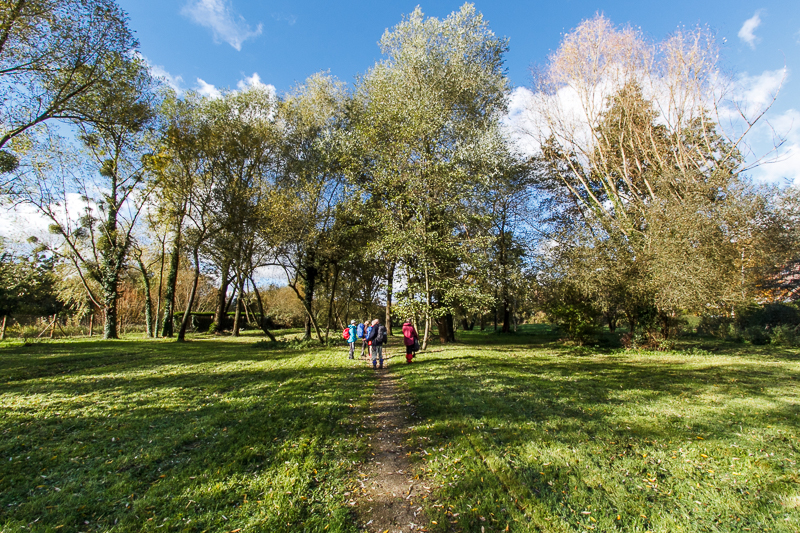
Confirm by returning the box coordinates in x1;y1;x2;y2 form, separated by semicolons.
697;315;735;338
742;326;770;345
548;303;599;345
770;324;799;347
736;303;800;330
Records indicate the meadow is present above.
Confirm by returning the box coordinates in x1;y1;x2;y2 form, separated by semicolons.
1;326;798;532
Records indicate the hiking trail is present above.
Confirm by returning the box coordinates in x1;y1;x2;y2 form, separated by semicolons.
350;351;430;533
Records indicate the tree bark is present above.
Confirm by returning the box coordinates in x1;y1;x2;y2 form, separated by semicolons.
0;315;6;341
160;230;181;338
422;262;431;350
324;264;341;343
212;259;231;333
177;247;201;342
249;277;276;342
154;234;167;337
101;271;119;340
136;256;153;338
232;275;243;337
301;261;319;342
385;262;395;336
437;312;456;343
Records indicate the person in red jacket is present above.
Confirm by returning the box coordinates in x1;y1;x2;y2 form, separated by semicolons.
402;320;419;363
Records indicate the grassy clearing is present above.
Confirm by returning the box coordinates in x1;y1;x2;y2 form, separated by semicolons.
3;327;799;532
397;325;800;532
0;331;375;532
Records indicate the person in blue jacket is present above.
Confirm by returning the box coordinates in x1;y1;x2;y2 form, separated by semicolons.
347;319;358;359
360;320;371;358
365;318;385;369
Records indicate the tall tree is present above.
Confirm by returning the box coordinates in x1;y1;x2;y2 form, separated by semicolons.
8;55;155;339
147;91;209;337
525;18;789;334
352;4;510;345
201;86;280;335
272;73;352;343
0;0;140;180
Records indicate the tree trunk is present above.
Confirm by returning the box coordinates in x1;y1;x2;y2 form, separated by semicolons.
232;276;243;337
177;247;201;342
501;292;512;333
422;262;431;350
102;273;119;339
385;262;395;336
625;311;637;334
249;278;276;342
160;230;181;338
213;259;231;333
301;262;320;342
89;312;94;337
437;312;455;343
606;310;617;333
0;315;6;341
325;264;341;343
136;256;153;338
154;234;167;337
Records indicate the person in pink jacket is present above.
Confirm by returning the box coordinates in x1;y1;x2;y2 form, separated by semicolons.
402;320;419;363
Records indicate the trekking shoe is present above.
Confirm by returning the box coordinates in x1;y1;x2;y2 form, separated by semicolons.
348;355;354;359
379;362;383;369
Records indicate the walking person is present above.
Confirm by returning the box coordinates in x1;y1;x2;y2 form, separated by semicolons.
346;319;358;359
366;318;386;369
402;319;419;364
360;320;371;358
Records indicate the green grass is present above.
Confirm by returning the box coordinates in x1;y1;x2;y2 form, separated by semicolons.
2;327;799;532
396;326;800;532
0;332;374;532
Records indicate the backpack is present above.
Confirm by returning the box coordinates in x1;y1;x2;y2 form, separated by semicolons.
342;327;350;340
376;325;387;344
356;323;365;338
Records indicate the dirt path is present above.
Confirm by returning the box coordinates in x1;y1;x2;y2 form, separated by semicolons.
351;353;429;533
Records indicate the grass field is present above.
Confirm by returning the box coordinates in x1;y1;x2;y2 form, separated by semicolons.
1;326;799;532
0;331;374;532
397;326;800;532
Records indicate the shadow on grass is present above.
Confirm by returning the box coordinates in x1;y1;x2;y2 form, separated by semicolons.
0;339;370;532
397;337;800;532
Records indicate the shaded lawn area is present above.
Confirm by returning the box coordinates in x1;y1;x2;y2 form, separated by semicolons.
0;333;374;532
398;326;800;532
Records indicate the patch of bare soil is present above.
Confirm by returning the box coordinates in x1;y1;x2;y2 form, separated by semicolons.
351;353;429;533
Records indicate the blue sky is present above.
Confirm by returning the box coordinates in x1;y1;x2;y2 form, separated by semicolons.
120;0;800;184
122;0;796;94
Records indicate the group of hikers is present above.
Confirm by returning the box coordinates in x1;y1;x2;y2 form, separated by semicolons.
343;319;420;368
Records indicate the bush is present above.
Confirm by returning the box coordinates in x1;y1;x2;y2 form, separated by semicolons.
548;303;599;345
697;315;735;338
770;324;799;347
736;303;800;330
742;326;771;345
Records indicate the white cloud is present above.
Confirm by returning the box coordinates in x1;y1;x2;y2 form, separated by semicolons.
271;12;297;26
746;108;800;185
503;67;799;185
147;62;185;95
738;11;762;49
236;72;277;97
195;78;222;99
718;68;786;123
182;0;263;51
